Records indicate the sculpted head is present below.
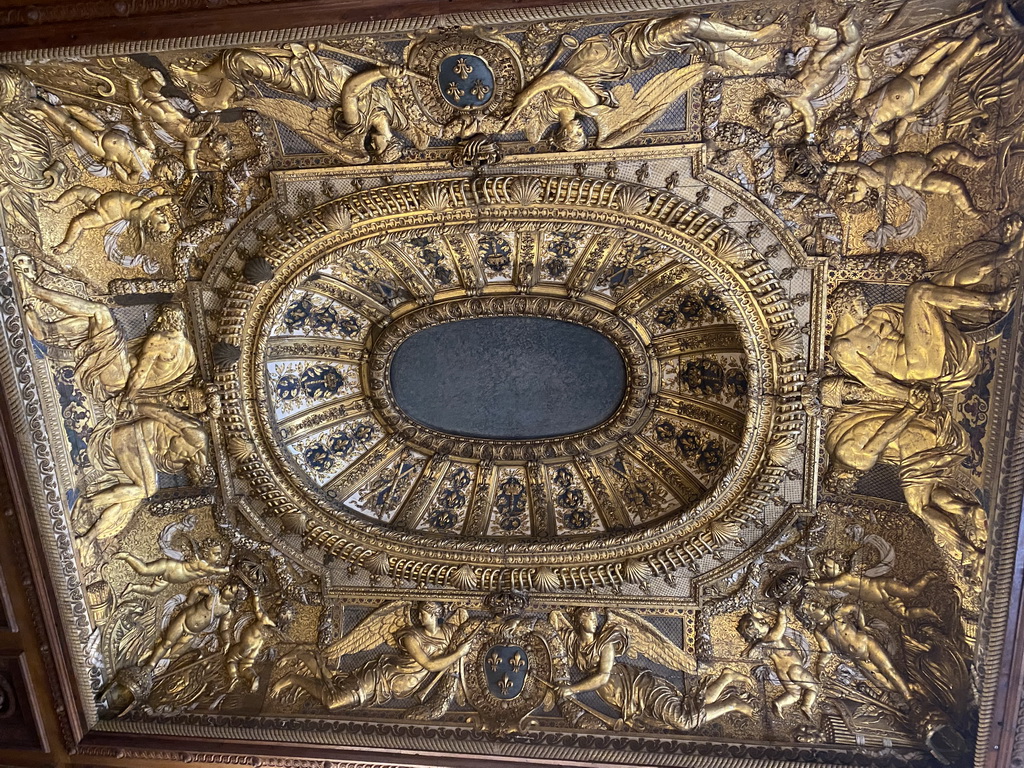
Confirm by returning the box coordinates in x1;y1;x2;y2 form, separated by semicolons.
819;113;862;162
416;601;445;631
199;538;224;563
816;549;846;579
11;252;38;281
221;582;240;602
573;607;601;634
154;154;186;185
797;596;830;625
737;611;770;642
714;121;751;150
752;92;791;131
830;283;869;322
370;134;403;164
144;207;173;237
211;133;234;166
152;304;187;333
552;119;587;152
143;69;167;95
823;462;865;495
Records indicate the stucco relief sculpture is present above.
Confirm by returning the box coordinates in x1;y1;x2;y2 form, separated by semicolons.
0;0;1021;765
271;601;474;712
552;607;753;730
822;218;1022;575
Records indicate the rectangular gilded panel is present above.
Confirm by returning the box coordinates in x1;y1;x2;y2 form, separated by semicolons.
0;0;1022;766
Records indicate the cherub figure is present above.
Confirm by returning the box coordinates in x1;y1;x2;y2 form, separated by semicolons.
806;550;939;621
851;0;1017;146
225;592;286;692
141;582;241;668
552;607;752;731
738;604;818;718
826;144;987;215
754;12;868;142
271;601;473;712
505;13;782;151
115;538;229;597
32;99;154;184
798;597;911;700
44;185;175;255
122;68;215;175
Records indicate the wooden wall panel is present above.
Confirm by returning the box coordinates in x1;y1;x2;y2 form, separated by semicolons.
0;0;579;51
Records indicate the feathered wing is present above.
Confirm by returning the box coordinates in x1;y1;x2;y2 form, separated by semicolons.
240;97;357;159
72;141;112;178
101;599;160;667
811;71;850;110
786;45;814;72
864;0;917;34
610;610;697;673
151;123;184;149
0;110;57;184
595;64;706;149
909;90;950;135
784;622;813;666
324;601;411;663
548;609;578;652
948;37;1024;133
864;184;925;249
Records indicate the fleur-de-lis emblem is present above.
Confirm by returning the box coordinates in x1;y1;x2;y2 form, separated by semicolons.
453;58;473;79
446;82;465;101
497;675;514;694
487;652;502;672
470;80;490;101
509;652;525;672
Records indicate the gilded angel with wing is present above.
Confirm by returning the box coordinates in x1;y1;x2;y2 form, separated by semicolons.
504;13;781;152
271;600;474;713
551;607;753;731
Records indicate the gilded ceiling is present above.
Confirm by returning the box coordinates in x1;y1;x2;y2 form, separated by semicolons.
0;0;1022;765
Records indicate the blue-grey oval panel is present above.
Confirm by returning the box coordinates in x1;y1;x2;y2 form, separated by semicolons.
389;317;626;439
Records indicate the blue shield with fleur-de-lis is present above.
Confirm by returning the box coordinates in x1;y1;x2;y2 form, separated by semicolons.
484;644;529;700
438;54;494;110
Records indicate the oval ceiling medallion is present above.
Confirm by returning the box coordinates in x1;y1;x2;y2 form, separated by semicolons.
366;296;652;462
228;176;803;589
388;316;626;440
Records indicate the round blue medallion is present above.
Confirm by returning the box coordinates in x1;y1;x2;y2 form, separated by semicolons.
438;54;494;109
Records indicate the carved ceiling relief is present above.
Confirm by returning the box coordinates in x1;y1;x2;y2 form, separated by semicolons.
0;0;1021;765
